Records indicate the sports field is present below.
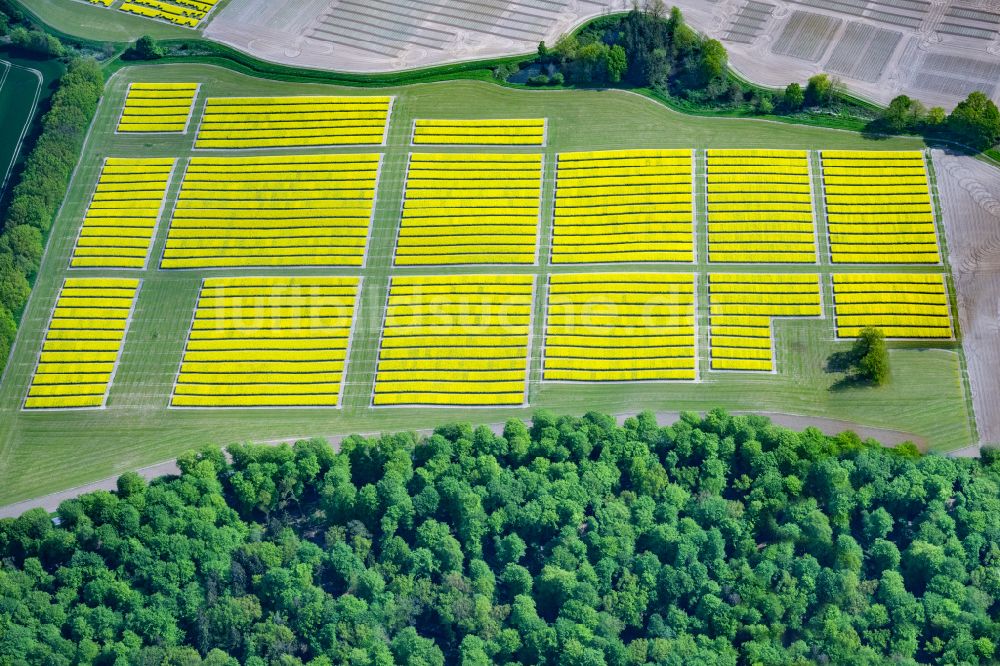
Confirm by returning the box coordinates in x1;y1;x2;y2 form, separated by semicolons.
0;63;976;505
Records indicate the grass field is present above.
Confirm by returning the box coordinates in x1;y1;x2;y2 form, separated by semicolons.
0;63;975;505
17;0;204;41
0;50;64;197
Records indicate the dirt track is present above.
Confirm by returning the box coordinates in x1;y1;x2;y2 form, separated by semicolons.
932;149;1000;446
0;410;928;518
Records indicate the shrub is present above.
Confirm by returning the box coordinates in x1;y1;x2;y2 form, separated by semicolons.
9;26;63;57
124;35;164;60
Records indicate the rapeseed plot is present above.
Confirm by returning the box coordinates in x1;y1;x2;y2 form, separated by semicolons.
373;275;534;406
24;278;140;409
119;0;219;27
412;118;546;146
552;150;694;264
161;154;379;269
543;273;697;381
707;149;816;263
395;154;542;265
196;96;391;149
117;83;198;133
172;276;360;408
71;158;174;270
821;150;941;264
832;274;953;338
708;274;822;372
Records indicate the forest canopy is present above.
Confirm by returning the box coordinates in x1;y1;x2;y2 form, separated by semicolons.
1;410;999;665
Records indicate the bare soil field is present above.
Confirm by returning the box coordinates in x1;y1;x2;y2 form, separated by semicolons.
933;149;1000;445
203;0;1000;109
204;0;628;73
673;0;1000;109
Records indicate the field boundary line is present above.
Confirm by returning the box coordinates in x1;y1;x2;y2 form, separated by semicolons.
143;158;180;271
367;274;393;408
103;279;144;408
165;277;202;409
18;279;67;411
0;60;42;196
337;276;365;409
361;152;386;270
522;275;537;406
65;157;105;271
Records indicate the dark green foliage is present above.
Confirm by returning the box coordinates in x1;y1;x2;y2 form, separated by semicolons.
607;44;627;84
0;306;14;364
2;411;999;664
782;82;805;112
752;91;774;115
804;73;835;107
854;326;890;385
125;35;165;60
879;95;927;133
827;326;890;386
948;91;1000;150
9;26;63;57
0;58;103;373
492;61;519;81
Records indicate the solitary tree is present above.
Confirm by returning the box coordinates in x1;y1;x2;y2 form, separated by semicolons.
853;326;889;385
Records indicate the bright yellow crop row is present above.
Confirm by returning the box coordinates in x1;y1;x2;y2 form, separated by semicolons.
413;118;545;146
373;275;533;405
820;151;940;264
162;155;378;269
560;149;691;162
25;279;139;410
118;83;197;133
543;274;696;381
195;96;390;148
831;273;952;339
398;154;541;266
553;151;693;264
832;252;940;264
172;278;360;408
373;392;526;406
712;358;773;371
71;158;174;270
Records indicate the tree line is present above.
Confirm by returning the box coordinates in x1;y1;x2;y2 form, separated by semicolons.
1;410;998;664
494;3;1000;153
0;54;103;373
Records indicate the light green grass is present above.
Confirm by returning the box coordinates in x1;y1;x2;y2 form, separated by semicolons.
0;64;973;505
18;0;202;41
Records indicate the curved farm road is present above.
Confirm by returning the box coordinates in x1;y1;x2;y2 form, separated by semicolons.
0;411;930;519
